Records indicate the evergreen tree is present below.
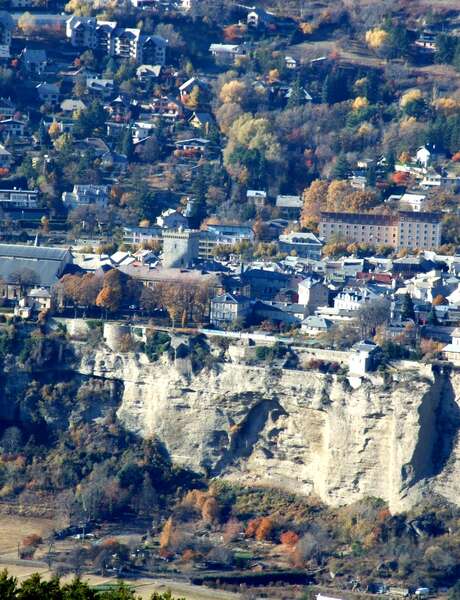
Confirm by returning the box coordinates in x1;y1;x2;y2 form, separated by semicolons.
426;305;438;326
38;121;50;147
287;76;303;108
121;129;134;162
401;293;415;321
332;154;350;179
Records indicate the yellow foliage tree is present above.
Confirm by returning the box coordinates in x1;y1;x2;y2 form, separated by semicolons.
48;121;61;139
219;80;249;105
433;97;459;114
365;28;389;49
352;96;369;111
400;89;423;108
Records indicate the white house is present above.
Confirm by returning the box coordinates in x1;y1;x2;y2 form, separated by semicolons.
443;328;460;363
416;146;431;168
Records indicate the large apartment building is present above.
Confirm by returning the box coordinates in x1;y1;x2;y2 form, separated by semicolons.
319;211;442;251
66;17;167;65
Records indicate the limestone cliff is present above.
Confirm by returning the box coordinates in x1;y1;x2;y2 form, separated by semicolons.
77;346;460;513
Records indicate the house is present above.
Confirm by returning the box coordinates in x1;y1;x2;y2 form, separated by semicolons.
415;31;437;52
397;192;427;212
136;64;162;82
242;268;291;300
156;208;188;229
209;43;246;65
0;98;15;119
179;77;208;101
60;98;86;115
189;111;213;132
174;138;210;153
301;315;333;336
333;287;375;311
21;48;47;75
0;13;13;52
0;188;39;208
276;195;302;220
252;300;305;325
285;56;298;70
247;7;275;29
210;293;251;327
62;184;109;209
0;244;73;301
443;328;460;363
0;118;26;138
0;144;13;169
298;277;329;313
149;96;183;122
86;77;114;97
416;146;431;168
247;189;267;208
279;231;323;260
36;82;60;106
349;340;381;375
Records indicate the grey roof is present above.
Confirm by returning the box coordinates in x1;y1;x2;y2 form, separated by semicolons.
302;315;333;329
0;244;71;286
0;244;69;261
212;293;250;304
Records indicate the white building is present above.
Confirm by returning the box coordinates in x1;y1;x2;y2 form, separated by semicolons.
66;17;167;65
416;146;431;168
443;328;460;363
62;184;109;209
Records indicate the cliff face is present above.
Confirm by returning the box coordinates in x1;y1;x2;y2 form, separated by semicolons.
77;348;460;513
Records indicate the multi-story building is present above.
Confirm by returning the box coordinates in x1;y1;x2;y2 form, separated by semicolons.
66;17;167;65
0;188;39;208
319;211;442;251
62;185;109;209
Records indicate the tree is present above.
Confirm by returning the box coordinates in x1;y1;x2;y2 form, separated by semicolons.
18;12;37;36
0;426;22;454
121;129;134;162
401;293;415;321
356;297;391;338
331;155;350;180
10;267;39;294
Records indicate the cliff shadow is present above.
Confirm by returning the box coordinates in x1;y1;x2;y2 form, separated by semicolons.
403;367;460;489
211;398;287;476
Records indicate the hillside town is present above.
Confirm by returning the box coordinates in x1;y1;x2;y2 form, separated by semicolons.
0;0;459;364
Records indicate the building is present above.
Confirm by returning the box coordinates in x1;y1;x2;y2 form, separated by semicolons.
0;118;25;138
0;144;12;169
21;48;47;75
36;82;60;106
0;13;13;55
123;226;162;246
0;98;15;119
62;184;109;209
156;208;188;229
298;277;329;313
279;231;323;259
443;328;460;363
319;211;442;251
0;244;73;301
301;315;333;336
199;224;254;260
162;229;200;268
66;17;167;64
0;188;39;208
276;195;302;220
209;43;246;65
348;340;381;375
210;293;251;327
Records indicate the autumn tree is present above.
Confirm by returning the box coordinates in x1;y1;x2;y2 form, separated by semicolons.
301;179;329;229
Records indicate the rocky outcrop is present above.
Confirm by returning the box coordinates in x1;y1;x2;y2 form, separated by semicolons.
74;344;460;513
